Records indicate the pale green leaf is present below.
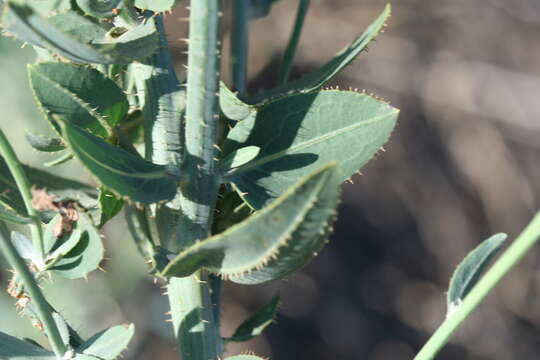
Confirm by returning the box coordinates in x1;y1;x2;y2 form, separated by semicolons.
226;355;266;360
447;233;507;314
77;324;135;360
0;205;30;225
134;0;180;12
220;82;256;122
25;132;65;152
224;90;398;209
221;146;260;172
161;163;340;284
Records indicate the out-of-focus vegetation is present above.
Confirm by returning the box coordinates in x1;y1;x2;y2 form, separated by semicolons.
1;1;539;359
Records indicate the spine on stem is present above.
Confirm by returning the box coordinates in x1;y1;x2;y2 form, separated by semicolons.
167;1;223;360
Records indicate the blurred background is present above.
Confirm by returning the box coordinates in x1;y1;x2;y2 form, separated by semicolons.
1;0;540;359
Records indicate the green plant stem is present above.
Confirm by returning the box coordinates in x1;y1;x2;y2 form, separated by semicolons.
414;211;540;360
0;222;66;358
277;0;310;85
231;0;249;96
0;129;44;259
168;1;223;360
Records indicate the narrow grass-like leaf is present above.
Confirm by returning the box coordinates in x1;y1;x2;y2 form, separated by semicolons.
220;82;256;121
161;163;340;284
224;90;398;209
220;146;260;172
29;62;129;137
43;213;104;279
248;5;390;104
25;132;65;152
226;295;280;342
0;331;55;360
43;152;74;168
77;324;135;360
61;122;177;204
447;233;507;314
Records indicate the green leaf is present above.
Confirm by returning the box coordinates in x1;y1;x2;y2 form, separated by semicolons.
224;90;398;209
0;204;30;225
76;0;122;18
134;0;180;12
52;312;70;347
0;156;98;218
98;187;124;227
43;213;104;279
249;0;280;20
226;355;267;360
61;122;177;204
0;331;55;360
29;62;129;138
43;152;74;168
2;4;158;64
25;132;65;152
10;231;35;260
161;163;340;284
77;324;135;360
447;233;507;314
220;82;256;122
226;295;280;342
220;146;260;172
248;5;391;104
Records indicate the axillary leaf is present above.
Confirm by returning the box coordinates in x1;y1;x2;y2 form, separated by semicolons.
160;163;341;284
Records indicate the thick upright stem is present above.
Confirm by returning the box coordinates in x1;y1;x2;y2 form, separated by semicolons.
0;222;66;358
0;129;44;259
167;2;223;360
231;0;249;96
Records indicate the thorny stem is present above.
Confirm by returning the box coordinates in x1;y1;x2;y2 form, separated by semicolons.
0;222;67;358
414;211;540;360
167;1;223;360
0;128;44;259
277;0;311;85
231;0;249;96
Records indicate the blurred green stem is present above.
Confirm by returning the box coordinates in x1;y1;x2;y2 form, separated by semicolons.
0;129;44;259
231;0;249;96
0;222;67;358
414;211;540;360
277;0;310;85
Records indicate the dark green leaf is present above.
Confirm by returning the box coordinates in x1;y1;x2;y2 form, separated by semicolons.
98;187;124;227
29;62;129;137
0;331;55;360
447;233;507;314
224;90;398;209
248;5;391;104
161;163;340;285
226;295;280;342
0;204;30;225
61;122;177;204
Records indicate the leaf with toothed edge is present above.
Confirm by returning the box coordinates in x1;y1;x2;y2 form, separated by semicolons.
61;121;177;205
226;295;280;342
223;90;398;210
247;4;391;104
77;324;135;360
447;233;507;315
29;62;129;138
2;3;159;64
43;213;104;279
160;163;341;284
